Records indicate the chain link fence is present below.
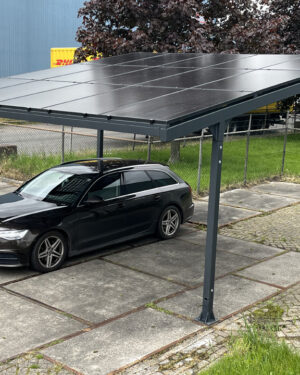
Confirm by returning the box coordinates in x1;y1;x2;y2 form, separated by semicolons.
0;112;299;194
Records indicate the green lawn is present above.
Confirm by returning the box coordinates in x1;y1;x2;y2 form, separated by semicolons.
0;133;299;193
200;326;300;375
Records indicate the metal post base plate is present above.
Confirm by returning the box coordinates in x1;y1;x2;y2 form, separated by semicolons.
196;311;216;325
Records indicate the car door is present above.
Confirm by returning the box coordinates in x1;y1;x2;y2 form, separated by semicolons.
120;170;162;236
71;172;128;253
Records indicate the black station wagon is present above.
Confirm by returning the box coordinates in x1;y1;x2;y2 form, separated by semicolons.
0;159;194;272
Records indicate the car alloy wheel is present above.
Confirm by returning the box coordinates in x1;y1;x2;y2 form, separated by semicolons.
158;206;181;239
38;236;64;268
31;231;67;272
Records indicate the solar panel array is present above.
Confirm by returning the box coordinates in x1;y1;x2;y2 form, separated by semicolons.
0;52;299;125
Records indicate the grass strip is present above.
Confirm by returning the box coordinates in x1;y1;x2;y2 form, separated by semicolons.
200;325;300;375
0;134;299;193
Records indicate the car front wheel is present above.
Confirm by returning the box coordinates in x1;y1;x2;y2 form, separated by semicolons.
157;205;181;239
31;231;67;273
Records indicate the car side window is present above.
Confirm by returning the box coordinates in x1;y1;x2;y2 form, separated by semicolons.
87;173;121;201
147;170;177;187
123;170;154;194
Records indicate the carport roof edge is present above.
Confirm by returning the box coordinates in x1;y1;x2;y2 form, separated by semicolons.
0;52;299;141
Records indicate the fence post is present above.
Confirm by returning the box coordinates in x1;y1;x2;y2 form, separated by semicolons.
132;134;136;150
226;122;230;142
243;114;252;185
61;125;65;163
70;126;73;152
196;129;204;195
147;136;152;162
281;110;289;176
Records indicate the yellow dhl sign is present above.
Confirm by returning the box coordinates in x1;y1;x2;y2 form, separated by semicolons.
50;48;101;68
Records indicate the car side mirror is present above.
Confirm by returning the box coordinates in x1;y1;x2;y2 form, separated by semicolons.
84;196;104;206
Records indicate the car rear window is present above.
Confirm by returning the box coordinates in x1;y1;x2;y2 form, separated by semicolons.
147;170;177;187
123;170;154;194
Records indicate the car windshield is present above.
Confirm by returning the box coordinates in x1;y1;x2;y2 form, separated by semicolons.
18;169;93;206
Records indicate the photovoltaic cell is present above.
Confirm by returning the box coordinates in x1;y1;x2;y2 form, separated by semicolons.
199;69;300;92
140;68;244;89
0;53;299;131
0;81;76;102
263;59;300;71
45;86;180;115
47;65;149;83
0;83;125;108
104;89;250;123
0;78;32;89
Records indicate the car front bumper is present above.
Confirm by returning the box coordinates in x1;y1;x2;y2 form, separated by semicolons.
0;233;36;267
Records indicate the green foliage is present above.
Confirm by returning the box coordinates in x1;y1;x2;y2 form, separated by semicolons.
200;325;300;375
249;303;284;331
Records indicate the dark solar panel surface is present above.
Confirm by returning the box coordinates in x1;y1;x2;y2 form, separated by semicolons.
0;53;299;126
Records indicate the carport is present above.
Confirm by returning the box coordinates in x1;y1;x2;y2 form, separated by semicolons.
0;52;299;324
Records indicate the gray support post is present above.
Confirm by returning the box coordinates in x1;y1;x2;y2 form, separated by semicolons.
243;114;252;185
281;111;289;176
197;122;225;325
147;136;152;162
61;125;65;163
97;130;104;158
196;129;204;195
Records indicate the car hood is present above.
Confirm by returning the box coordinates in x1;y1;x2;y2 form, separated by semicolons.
0;193;63;222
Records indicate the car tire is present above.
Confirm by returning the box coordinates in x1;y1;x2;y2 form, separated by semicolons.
157;205;181;240
31;231;68;273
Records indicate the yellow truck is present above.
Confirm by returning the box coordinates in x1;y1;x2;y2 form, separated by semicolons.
229;102;288;131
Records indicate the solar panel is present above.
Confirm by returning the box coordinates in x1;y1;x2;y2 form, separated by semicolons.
0;53;299;139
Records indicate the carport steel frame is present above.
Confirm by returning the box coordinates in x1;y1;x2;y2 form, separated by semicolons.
0;80;299;325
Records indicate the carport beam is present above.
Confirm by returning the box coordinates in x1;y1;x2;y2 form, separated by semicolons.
198;122;225;324
97;130;104;158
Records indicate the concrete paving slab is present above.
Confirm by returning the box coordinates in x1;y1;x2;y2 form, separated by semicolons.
0;267;37;285
65;243;132;266
192;201;260;226
215;189;298;212
105;239;255;286
0;289;84;361
127;225;198;248
7;259;183;323
157;275;279;320
237;252;300;287
250;182;300;199
42;308;199;375
178;231;283;260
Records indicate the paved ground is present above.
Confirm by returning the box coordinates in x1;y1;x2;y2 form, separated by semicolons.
0;180;299;374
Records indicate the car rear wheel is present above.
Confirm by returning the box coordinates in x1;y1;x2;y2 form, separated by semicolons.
31;231;67;273
157;205;181;239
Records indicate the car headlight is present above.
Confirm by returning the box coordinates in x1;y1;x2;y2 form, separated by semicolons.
0;228;28;240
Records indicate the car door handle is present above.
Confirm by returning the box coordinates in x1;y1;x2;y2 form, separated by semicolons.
118;202;125;208
153;194;161;201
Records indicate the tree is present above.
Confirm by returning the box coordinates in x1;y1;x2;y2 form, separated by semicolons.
75;0;299;162
202;0;299;54
75;0;214;61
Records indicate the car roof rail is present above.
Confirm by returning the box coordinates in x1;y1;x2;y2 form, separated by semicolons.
60;158;122;166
